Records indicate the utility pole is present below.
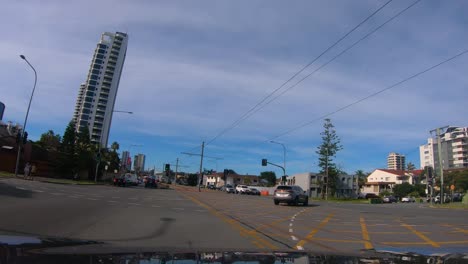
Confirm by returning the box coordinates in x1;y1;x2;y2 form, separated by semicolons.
325;147;329;201
431;126;448;203
198;142;205;192
175;158;179;185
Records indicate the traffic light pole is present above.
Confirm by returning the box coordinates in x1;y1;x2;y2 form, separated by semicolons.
265;161;286;184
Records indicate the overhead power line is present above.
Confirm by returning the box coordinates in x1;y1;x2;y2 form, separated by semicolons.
204;0;394;146
236;0;423;125
268;48;468;141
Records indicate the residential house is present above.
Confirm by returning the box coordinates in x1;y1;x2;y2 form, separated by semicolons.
361;169;423;195
285;172;357;198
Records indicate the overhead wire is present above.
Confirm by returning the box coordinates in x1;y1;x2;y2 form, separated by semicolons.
268;48;468;141
221;0;423;134
204;0;394;146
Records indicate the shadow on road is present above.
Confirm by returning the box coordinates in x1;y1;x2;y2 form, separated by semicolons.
0;182;33;199
103;217;176;242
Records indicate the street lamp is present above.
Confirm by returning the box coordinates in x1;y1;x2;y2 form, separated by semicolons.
270;140;286;176
15;55;37;177
94;110;133;182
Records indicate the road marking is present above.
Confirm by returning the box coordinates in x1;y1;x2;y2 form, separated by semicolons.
107;200;118;203
50;193;64;196
33;190;44;193
291;236;298;241
382;241;430;245
360;216;373;250
289;229;293;233
16;187;27;190
127;203;141;206
295;213;333;250
184;194;277;250
400;222;440;248
289;223;293;227
173;208;184;210
313;238;364;244
152;205;161;208
87;198;98;201
439;240;468;244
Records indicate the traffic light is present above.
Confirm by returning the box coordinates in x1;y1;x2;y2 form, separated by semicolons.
16;131;22;144
165;164;170;171
261;159;267;166
22;131;28;144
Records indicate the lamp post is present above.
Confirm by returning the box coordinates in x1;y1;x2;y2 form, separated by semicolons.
15;55;37;177
94;110;133;182
270;140;286;178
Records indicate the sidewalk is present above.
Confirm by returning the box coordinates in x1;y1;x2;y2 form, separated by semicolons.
0;171;105;185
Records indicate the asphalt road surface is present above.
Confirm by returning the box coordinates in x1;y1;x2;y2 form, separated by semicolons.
1;177;467;255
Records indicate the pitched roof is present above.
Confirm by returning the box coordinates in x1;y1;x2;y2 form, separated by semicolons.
376;169;406;175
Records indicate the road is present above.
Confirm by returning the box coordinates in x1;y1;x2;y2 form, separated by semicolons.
1;177;467;255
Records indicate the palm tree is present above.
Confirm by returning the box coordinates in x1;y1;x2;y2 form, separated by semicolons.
111;142;120;152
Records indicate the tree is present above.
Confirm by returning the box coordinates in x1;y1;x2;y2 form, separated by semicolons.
111;141;120;152
38;130;61;151
316;118;343;198
407;162;416;171
76;126;95;177
187;173;199;186
355;170;367;188
244;177;251;185
57;121;77;178
393;182;414;198
260;171;277;187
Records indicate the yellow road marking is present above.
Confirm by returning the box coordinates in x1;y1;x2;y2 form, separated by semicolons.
400;222;440;248
360;216;373;250
439;240;468;244
295;213;333;249
449;229;468;234
185;194;278;250
312;238;363;243
328;230;429;235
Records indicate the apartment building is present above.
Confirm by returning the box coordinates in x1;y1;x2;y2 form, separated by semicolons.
387;152;405;170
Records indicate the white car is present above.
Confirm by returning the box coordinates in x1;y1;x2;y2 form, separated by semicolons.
124;173;139;186
401;196;416;203
235;185;249;194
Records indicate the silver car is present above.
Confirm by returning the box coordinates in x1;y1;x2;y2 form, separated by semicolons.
274;185;308;206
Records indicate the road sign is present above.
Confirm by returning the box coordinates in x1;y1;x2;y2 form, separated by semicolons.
450;184;455;191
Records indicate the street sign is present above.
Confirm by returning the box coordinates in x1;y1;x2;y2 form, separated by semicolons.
450;184;455;191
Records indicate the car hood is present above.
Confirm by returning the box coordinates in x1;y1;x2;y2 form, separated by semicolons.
1;235;467;263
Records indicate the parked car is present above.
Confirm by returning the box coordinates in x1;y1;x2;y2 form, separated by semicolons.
207;185;216;190
249;188;261;195
144;176;157;188
434;194;451;203
225;185;235;194
124;173;139;186
401;196;416;203
273;185;308;206
113;175;126;187
383;196;397;203
236;185;250;194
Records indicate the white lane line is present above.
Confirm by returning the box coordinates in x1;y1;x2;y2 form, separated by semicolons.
291;236;298;241
129;197;138;200
195;209;206;212
111;197;120;199
108;200;118;203
87;198;98;201
151;205;161;208
289;229;293;233
16;187;27;190
127;203;141;206
289;223;293;227
296;246;304;250
173;208;184;210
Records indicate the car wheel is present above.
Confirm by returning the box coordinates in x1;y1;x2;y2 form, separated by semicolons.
274;200;279;205
303;197;308;206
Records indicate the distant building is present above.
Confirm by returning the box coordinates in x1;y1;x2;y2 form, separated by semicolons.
133;154;145;172
121;151;131;171
387;152;405;170
73;32;128;148
286;172;358;198
419;126;468;173
0;101;5;120
204;172;259;187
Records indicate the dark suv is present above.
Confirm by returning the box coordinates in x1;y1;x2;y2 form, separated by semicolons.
274;185;308;206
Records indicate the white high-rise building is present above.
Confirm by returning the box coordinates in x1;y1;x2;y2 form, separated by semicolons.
419;126;468;173
133;154;146;173
387;152;405;170
73;32;128;147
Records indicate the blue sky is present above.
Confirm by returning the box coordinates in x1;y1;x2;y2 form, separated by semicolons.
1;1;467;176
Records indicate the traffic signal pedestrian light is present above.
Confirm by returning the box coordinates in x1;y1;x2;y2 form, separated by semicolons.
165;164;170;171
261;159;267;166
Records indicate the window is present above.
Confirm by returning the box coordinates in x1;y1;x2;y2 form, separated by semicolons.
98;44;107;49
94;59;103;64
89;80;97;85
90;74;98;80
96;54;104;59
97;49;106;54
